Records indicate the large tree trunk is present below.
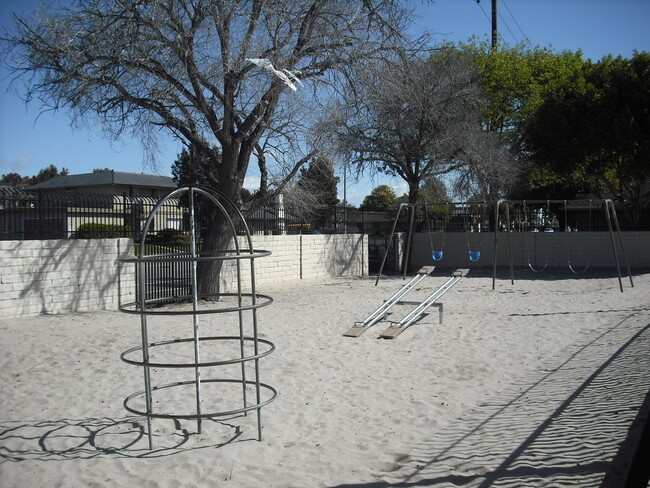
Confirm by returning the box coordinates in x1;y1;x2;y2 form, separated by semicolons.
196;148;246;299
197;216;232;299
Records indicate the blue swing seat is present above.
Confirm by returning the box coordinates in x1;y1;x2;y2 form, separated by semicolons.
432;250;444;261
468;251;481;262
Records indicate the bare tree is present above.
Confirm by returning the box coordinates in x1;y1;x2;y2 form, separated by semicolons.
290;156;340;230
3;0;414;296
322;48;518;204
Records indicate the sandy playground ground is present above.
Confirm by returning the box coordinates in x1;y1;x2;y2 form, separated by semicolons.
1;267;649;487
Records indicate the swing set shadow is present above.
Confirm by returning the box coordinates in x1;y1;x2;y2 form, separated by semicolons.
375;199;633;293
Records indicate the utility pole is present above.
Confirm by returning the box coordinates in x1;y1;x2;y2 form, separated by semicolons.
491;0;497;50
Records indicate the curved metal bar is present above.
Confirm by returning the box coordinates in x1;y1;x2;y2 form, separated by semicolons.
528;259;548;273
118;292;273;315
121;336;276;368
117;249;272;263
123;379;278;420
116;185;275;449
568;261;590;274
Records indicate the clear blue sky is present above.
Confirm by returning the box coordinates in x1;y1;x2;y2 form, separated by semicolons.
1;0;649;204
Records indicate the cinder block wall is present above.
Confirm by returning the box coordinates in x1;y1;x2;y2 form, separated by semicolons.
0;238;135;319
409;232;650;270
1;234;368;318
219;234;368;292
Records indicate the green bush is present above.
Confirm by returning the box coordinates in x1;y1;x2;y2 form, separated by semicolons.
147;227;188;244
76;223;131;239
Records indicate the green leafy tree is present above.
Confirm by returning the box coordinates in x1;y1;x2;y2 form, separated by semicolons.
171;147;253;204
524;52;650;224
2;165;68;188
359;184;397;211
463;40;585;148
461;40;587;197
171;147;219;188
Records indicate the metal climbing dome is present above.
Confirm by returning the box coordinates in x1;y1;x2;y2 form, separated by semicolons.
117;186;276;449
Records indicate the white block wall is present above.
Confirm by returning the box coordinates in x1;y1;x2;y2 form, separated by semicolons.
0;238;135;319
1;234;367;318
219;234;368;292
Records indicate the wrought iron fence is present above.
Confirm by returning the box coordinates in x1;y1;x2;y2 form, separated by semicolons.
1;189;648;243
3;189;646;304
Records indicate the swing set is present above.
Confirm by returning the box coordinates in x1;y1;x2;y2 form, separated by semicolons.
375;198;633;292
376;200;515;289
519;199;634;292
424;202;483;263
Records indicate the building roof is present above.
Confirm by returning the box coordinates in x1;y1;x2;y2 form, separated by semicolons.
27;170;177;190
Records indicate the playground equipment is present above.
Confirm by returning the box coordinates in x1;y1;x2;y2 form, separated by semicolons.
564;199;592;274
425;202;447;262
375;199;631;293
375;203;410;286
519;199;632;291
345;268;467;339
379;268;468;339
344;266;435;337
376;202;513;288
523;200;549;273
117;186;276;449
490;200;515;290
465;202;486;263
604;199;634;292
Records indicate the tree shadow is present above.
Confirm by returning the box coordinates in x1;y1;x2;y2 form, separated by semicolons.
8;239;126;316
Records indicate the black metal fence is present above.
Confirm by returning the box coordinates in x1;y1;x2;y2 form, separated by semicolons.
2;189;648;243
337;199;650;234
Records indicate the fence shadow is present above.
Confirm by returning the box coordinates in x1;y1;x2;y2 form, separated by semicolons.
0;415;245;462
329;314;650;488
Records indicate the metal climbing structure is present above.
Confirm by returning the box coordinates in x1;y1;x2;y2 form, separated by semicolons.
117;186;276;449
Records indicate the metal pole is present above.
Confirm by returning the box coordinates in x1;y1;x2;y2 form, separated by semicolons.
492;200;500;290
375;203;407;286
138;258;153;450
604;199;633;290
403;204;416;281
609;201;634;288
343;163;347;234
505;201;514;285
189;189;203;433
604;199;624;292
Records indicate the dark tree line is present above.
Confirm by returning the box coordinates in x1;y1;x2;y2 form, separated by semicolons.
1;164;69;188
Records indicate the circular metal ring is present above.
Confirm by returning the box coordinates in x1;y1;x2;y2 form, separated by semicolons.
121;336;275;368
118;292;273;315
123;379;278;420
117;249;272;263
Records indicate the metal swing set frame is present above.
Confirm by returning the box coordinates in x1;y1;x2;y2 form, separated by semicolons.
376;199;633;292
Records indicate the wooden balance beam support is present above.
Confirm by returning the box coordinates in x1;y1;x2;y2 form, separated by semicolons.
379;268;469;339
343;266;435;338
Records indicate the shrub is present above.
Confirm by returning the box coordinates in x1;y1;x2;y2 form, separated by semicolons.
152;228;188;244
76;223;131;238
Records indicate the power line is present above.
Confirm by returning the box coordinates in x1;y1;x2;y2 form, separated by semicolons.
475;0;492;26
502;0;534;49
497;8;520;45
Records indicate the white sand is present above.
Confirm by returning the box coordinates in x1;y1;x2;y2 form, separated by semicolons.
1;268;649;487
